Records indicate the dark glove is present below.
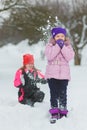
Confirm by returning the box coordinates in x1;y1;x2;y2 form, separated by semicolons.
35;77;47;84
40;78;47;84
56;39;64;49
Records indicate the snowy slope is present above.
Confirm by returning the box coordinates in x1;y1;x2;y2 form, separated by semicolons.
0;40;87;130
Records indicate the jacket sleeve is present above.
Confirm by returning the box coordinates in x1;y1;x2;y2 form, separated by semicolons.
45;43;61;61
36;71;47;84
61;45;75;62
14;69;23;88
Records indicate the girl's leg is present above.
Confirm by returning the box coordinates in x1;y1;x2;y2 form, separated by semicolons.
48;78;59;108
18;88;26;104
32;90;45;102
59;80;68;110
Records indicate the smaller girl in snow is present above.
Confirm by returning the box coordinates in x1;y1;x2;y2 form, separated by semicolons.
45;27;75;123
14;54;47;106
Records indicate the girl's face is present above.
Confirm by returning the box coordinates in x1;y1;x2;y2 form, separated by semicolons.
25;63;34;70
54;33;65;41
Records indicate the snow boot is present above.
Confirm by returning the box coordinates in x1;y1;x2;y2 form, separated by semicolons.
59;109;68;119
25;99;35;107
49;108;60;123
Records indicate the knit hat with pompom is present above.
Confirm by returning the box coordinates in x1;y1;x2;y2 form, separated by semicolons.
51;27;66;38
23;54;34;65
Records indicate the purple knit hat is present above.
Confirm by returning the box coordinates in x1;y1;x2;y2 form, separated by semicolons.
51;27;66;38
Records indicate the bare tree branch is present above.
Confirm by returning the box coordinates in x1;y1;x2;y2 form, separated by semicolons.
78;40;87;50
77;15;87;48
0;0;20;12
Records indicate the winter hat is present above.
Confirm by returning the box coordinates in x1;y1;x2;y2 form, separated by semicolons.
51;27;66;38
23;54;34;65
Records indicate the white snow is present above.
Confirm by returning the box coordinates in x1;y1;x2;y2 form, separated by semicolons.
0;40;87;130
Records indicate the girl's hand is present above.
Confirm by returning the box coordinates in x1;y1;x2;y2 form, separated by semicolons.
49;37;56;45
65;37;71;46
40;78;47;84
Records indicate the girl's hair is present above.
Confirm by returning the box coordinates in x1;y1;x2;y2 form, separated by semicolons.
19;65;39;72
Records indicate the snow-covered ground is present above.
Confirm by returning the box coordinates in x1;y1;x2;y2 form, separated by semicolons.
0;40;87;130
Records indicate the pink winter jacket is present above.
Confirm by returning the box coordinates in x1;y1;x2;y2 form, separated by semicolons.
45;41;75;80
14;68;45;102
14;68;45;87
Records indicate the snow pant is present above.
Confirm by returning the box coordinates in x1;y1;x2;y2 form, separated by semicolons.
18;87;45;106
48;78;68;109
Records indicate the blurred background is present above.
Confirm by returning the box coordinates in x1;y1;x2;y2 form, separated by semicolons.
0;0;87;65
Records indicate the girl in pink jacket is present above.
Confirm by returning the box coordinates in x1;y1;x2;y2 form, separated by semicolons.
45;27;75;123
14;54;47;106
